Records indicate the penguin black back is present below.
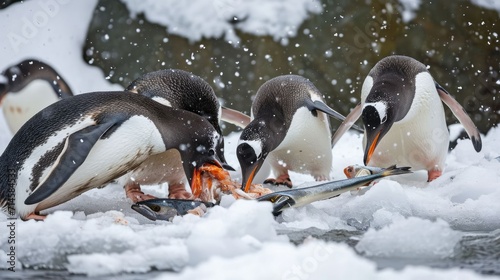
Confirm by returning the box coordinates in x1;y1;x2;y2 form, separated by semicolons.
0;91;222;207
127;69;221;133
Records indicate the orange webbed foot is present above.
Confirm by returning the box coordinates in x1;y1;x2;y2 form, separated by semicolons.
125;182;157;203
263;174;292;188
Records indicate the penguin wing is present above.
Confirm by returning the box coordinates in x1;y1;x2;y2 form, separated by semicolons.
436;83;482;152
331;103;362;147
304;99;363;132
24;118;124;205
221;106;251;128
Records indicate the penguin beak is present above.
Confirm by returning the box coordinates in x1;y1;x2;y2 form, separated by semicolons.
217;151;235;171
184;157;224;198
241;161;263;193
222;162;235;171
0;83;7;104
364;131;381;165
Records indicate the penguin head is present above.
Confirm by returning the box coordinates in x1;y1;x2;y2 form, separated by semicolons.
362;100;393;165
237;118;280;192
127;69;223;134
237;138;266;192
0;59;73;97
179;130;233;195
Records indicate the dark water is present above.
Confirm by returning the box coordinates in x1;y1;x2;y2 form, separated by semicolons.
84;0;500;135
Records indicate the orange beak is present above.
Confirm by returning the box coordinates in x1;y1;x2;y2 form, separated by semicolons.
190;167;203;198
364;131;381;165
243;165;259;193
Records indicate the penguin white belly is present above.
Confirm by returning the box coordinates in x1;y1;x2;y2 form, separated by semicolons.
269;108;332;180
16;116;166;217
118;149;187;187
2;80;60;133
367;87;449;172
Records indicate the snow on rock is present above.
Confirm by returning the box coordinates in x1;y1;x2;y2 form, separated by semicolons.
471;0;500;12
397;0;422;23
120;0;322;45
356;217;462;259
0;0;122;150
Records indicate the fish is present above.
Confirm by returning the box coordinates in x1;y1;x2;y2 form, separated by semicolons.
343;164;388;179
131;199;214;221
257;165;411;215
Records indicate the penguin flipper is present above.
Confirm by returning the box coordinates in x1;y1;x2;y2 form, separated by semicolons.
331;103;362;147
221;106;251;128
24;119;121;205
305;99;363;132
436;83;482;152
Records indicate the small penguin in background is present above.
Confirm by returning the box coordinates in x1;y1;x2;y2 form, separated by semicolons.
237;75;359;192
0;91;227;220
332;55;482;182
0;59;73;134
121;69;249;200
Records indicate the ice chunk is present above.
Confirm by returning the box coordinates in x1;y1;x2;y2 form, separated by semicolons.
356;217;462;259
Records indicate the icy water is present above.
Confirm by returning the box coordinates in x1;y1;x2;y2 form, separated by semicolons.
285;228;500;275
1;228;499;278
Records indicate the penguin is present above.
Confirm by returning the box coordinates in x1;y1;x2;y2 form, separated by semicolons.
0;91;226;220
121;69;250;200
237;75;358;192
331;55;482;181
0;59;73;134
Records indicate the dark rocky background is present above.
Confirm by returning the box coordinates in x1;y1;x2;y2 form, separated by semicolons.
83;0;499;135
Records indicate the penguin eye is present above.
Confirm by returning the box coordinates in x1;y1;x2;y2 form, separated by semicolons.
237;143;258;165
381;115;387;124
208;148;215;156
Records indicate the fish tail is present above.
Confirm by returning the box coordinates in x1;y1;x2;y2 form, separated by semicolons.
381;165;412;177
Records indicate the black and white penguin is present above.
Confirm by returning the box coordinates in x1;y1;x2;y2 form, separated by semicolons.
121;69;249;200
0;59;73;134
0;91;226;220
237;75;354;192
332;55;482;181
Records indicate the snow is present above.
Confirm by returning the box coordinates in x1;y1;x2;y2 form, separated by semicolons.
397;0;422;23
1;1;500;279
120;0;322;45
0;0;122;151
471;0;500;12
356;217;462;259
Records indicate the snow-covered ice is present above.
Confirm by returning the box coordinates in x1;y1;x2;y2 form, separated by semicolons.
1;1;500;279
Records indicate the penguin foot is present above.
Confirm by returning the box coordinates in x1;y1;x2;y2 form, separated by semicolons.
168;184;194;200
22;212;47;221
125;182;157;203
264;175;293;188
427;170;442;182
